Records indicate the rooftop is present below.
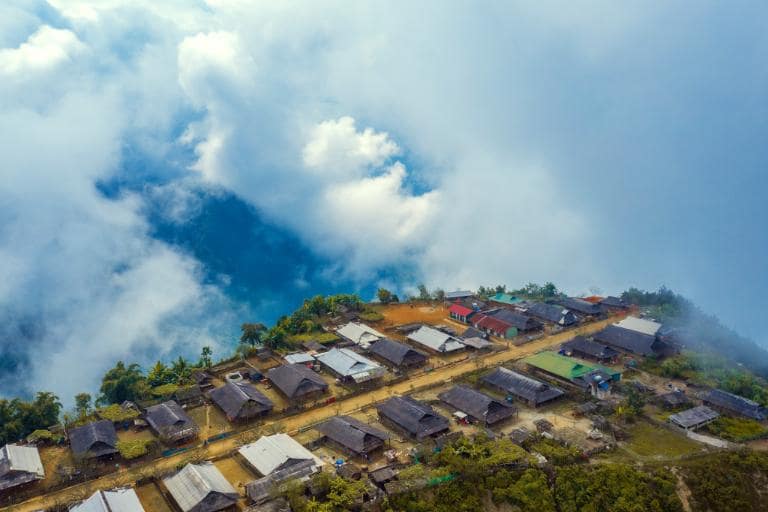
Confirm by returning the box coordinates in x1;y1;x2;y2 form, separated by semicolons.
407;325;465;353
163;462;238;512
238;433;322;476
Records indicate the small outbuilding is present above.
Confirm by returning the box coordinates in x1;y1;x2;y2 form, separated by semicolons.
144;400;199;444
336;322;386;349
163;462;239;512
376;396;450;441
406;326;465;353
208;382;274;422
656;391;691;410
68;420;118;460
238;433;322;477
315;348;385;384
669;405;720;431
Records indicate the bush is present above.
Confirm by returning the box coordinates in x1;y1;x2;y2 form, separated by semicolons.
529;438;583;465
150;383;179;397
358;310;384;322
96;404;139;423
116;439;153;460
706;416;768;442
26;429;63;444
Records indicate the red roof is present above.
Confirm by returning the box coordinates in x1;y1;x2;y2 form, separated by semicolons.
474;315;513;333
449;304;473;316
582;296;604;304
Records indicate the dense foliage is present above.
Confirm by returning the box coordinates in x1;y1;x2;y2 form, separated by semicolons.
706;416;768;442
681;450;768;512
0;391;62;444
116;439;153;459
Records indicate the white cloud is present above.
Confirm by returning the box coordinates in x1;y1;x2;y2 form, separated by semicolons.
303;116;400;177
0;25;85;75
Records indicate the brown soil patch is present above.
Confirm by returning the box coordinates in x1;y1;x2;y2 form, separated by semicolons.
135;482;173;512
378;303;450;328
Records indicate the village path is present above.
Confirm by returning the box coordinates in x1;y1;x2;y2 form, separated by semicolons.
4;316;621;512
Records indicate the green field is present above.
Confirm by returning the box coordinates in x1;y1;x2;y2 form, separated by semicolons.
624;422;703;458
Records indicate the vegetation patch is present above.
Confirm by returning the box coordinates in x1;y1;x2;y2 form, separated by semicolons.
150;383;180;397
26;429;63;444
706;416;768;442
529;438;584;465
96;404;139;422
116;438;153;459
624;422;702;458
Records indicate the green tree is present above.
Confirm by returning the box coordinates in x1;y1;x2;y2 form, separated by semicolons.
99;361;147;405
171;356;192;383
432;288;445;301
240;322;267;346
199;346;213;368
146;361;174;387
377;288;394;304
74;393;92;419
417;284;430;301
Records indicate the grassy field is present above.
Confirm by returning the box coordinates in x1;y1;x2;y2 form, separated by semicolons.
624;421;703;458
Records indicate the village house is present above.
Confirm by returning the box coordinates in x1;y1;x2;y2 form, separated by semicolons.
444;290;474;301
238;433;323;477
523;351;621;398
488;292;523;306
599;296;628;310
163;462;239;512
208;381;274;422
406;325;465;353
525;302;577;327
448;303;476;324
283;352;316;365
437;385;517;426
336;322;387;349
368;338;429;369
192;371;215;391
701;388;767;421
315;416;389;460
555;297;604;318
0;444;44;492
593;325;666;357
69;487;146;512
314;348;385;384
376;396;450;441
669;405;720;431
68;420;119;460
560;336;619;363
487;308;542;332
144;400;199;444
267;363;328;401
656;390;692;410
481;367;565;407
173;385;205;408
469;314;517;339
614;316;662;336
246;459;317;505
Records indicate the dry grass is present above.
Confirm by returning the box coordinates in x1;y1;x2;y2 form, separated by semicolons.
378;303;450;328
213;456;256;491
187;405;232;438
135;482;173;512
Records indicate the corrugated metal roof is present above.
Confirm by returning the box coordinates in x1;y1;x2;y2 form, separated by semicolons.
615;316;662;336
407;326;464;353
461;337;492;349
69;488;146;512
669;406;720;429
445;290;473;299
2;444;44;477
448;304;473;317
315;348;383;378
336;322;385;348
284;352;316;364
481;367;565;406
238;433;322;476
702;389;767;420
163;462;238;512
594;325;658;356
523;351;594;380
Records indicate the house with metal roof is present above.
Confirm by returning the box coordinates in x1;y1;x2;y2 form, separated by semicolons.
656;390;692;410
376;396;450;441
245;459;317;504
368;338;428;368
445;290;474;300
267;364;328;400
555;297;604;317
600;296;628;309
68;420;118;460
593;325;662;357
336;322;386;349
69;488;146;512
208;382;274;422
486;309;542;332
239;433;322;477
163;462;239;512
523;351;620;398
283;352;316;365
438;385;516;426
470;314;518;339
669;405;720;431
560;336;619;363
701;389;767;421
0;444;44;492
448;304;475;323
615;316;662;336
481;367;565;407
406;325;465;353
314;348;385;383
144;400;199;443
525;303;577;327
315;416;389;459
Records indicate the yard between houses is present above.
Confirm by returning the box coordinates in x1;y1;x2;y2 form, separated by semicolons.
622;421;704;459
2;314;623;512
187;404;231;439
135;482;173;512
213;456;256;494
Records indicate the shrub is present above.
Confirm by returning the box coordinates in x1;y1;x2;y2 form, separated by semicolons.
706;416;768;442
116;439;153;460
96;404;139;423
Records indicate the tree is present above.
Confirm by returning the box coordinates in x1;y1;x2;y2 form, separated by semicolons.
240;322;267;346
99;361;147;405
433;288;445;301
417;284;430;301
171;356;192;383
377;288;394;304
74;393;92;419
146;361;174;388
199;346;213;368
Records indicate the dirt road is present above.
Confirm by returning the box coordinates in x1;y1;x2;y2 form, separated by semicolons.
4;316;620;512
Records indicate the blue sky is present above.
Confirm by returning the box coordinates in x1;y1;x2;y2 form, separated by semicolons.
1;1;767;401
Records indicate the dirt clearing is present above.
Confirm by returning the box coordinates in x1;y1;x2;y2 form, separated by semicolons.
135;482;173;512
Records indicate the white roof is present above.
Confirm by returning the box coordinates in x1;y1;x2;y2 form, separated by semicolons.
315;348;383;378
445;290;473;299
69;488;146;512
407;326;465;352
336;322;385;349
1;444;44;478
163;462;238;512
615;316;662;336
284;352;316;364
238;433;322;476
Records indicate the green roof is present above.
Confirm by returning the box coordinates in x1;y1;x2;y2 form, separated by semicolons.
489;293;522;305
523;351;596;380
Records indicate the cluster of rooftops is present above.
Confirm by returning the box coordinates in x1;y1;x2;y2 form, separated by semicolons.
3;291;766;510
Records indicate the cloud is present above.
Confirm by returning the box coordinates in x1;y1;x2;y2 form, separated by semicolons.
0;25;84;74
